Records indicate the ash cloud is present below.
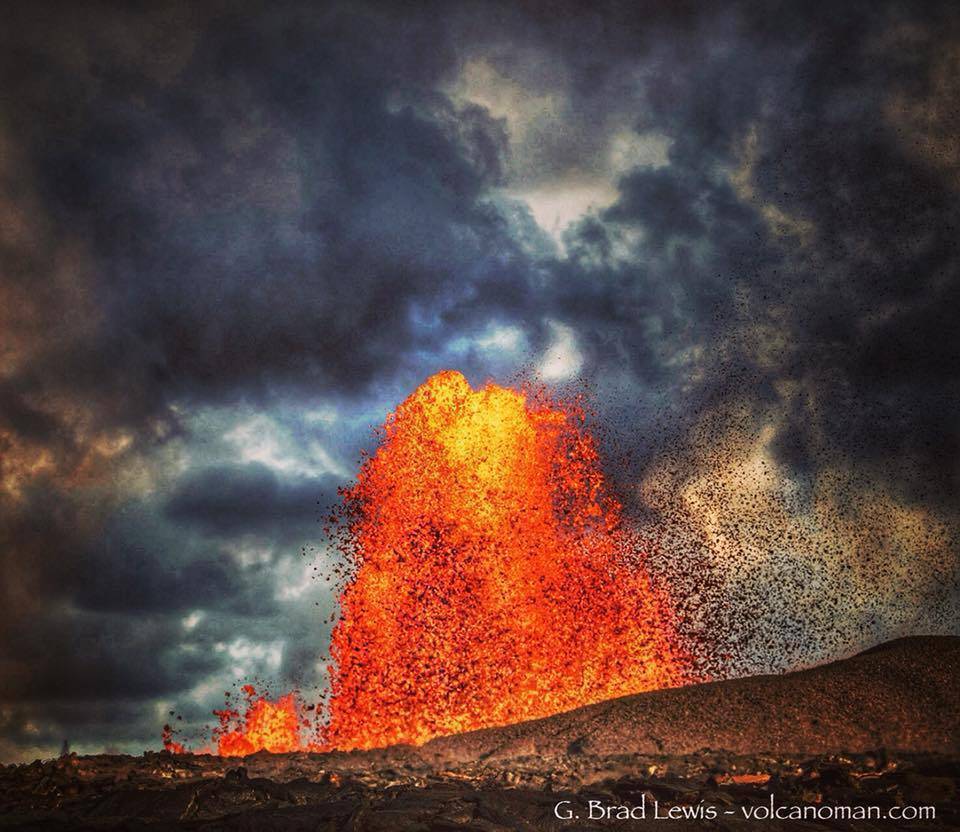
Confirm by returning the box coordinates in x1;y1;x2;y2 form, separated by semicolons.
0;0;958;759
166;463;337;537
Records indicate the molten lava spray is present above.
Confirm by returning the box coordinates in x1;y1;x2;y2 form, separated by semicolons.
213;686;305;756
324;371;684;750
163;685;313;756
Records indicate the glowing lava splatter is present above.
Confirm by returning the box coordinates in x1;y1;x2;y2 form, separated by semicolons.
323;371;685;750
213;685;305;756
162;371;685;756
163;685;315;756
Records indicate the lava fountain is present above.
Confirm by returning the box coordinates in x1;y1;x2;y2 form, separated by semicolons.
323;371;685;750
163;685;313;756
163;371;685;755
212;686;305;756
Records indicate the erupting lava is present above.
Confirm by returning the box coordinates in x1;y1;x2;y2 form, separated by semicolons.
163;371;685;755
213;686;306;756
164;685;314;756
324;371;685;750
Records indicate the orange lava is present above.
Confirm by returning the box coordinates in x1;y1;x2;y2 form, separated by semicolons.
323;371;685;750
213;685;306;756
160;724;186;755
163;685;314;756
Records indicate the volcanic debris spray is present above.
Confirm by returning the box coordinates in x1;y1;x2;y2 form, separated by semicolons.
165;371;686;754
164;685;314;756
323;371;685;749
212;686;305;756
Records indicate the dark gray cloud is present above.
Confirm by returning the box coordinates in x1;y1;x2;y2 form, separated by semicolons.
166;463;336;537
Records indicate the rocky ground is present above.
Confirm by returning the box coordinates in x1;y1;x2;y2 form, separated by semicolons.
1;637;957;830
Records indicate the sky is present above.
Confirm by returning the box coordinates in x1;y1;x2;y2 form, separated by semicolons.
1;0;958;761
